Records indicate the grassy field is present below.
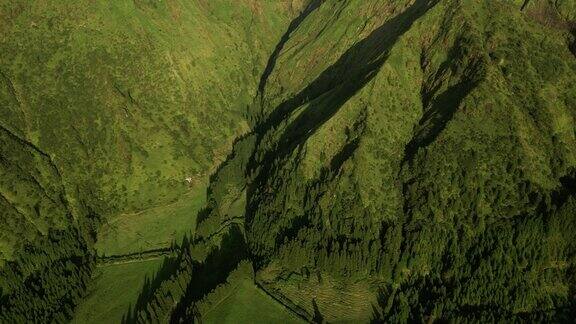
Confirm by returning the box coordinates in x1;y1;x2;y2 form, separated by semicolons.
202;278;304;324
95;182;207;256
72;259;164;324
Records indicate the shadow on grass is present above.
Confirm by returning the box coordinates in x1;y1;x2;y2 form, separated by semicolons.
312;299;325;323
246;0;441;267
570;26;576;57
122;226;248;323
170;226;248;323
253;0;440;144
402;36;486;164
121;0;445;320
258;0;324;94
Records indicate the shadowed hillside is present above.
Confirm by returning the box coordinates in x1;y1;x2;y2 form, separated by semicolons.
132;0;576;322
1;0;576;322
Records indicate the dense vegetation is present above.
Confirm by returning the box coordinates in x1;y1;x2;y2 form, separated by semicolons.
0;0;298;321
243;0;576;321
130;0;576;322
1;0;575;322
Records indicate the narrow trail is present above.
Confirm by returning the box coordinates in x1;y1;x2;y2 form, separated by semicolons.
96;248;176;267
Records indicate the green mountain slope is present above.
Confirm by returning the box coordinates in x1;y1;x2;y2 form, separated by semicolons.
1;0;575;322
129;0;576;322
246;0;576;321
0;0;299;321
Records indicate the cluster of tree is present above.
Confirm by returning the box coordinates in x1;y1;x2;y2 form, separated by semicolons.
192;260;253;316
124;131;258;322
126;225;249;323
242;0;576;321
371;189;576;322
0;228;94;323
125;248;195;323
0;125;99;322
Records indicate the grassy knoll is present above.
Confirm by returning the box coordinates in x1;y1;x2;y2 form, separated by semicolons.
95;182;207;256
72;259;164;324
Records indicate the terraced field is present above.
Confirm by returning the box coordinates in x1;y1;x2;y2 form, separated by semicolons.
202;278;304;324
257;266;377;323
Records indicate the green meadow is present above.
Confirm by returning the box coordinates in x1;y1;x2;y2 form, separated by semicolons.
95;182;207;256
72;259;164;324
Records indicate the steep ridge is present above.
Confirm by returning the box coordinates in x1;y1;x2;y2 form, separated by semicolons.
248;0;576;321
129;0;576;322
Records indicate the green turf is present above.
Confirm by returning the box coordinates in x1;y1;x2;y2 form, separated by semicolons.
202;279;304;324
71;259;164;324
95;182;207;256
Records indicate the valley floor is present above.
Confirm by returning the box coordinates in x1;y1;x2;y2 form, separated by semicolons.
73;255;305;324
72;259;164;324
